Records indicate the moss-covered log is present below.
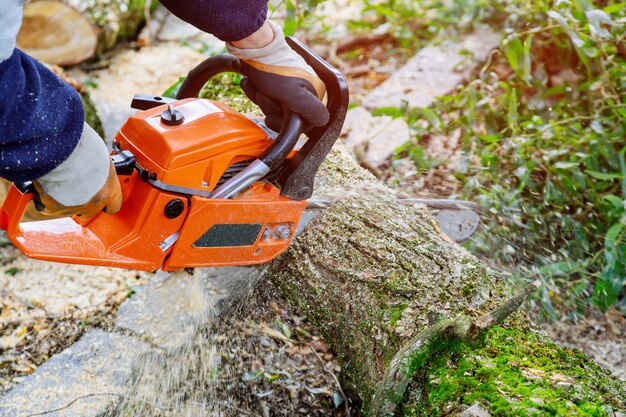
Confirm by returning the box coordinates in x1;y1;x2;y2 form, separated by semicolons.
265;147;626;416
63;0;154;54
67;0;154;54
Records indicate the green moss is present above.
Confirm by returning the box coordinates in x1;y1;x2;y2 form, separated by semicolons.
462;282;475;296
389;304;408;327
199;73;261;115
81;93;105;138
406;327;626;416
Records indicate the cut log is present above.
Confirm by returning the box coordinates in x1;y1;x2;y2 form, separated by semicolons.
17;0;153;64
17;1;97;66
265;147;626;416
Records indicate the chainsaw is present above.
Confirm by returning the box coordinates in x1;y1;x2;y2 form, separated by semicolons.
0;38;480;273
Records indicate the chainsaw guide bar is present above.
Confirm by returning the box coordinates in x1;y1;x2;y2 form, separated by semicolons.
303;199;480;243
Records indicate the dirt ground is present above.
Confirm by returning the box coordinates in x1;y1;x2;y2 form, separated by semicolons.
0;243;150;393
538;309;626;381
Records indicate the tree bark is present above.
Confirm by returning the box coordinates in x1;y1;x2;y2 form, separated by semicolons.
265;147;626;416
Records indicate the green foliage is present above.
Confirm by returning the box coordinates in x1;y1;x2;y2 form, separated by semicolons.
351;0;505;48
81;93;105;139
161;77;184;99
398;0;626;315
270;0;327;34
4;267;20;276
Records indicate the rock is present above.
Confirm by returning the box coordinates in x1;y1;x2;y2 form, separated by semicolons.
362;26;501;110
0;331;150;417
341;106;411;168
459;402;491;417
115;271;210;351
115;267;262;351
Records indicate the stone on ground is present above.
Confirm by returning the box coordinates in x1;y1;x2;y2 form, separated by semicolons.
115;268;262;351
343;27;500;169
341;106;411;169
0;331;150;417
460;403;492;417
362;26;500;109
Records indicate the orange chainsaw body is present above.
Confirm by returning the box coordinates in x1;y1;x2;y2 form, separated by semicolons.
0;99;307;272
0;39;348;272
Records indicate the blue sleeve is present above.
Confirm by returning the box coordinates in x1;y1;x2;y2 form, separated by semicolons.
0;49;84;182
159;0;268;42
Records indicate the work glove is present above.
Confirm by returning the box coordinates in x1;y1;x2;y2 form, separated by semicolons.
226;20;329;132
32;123;122;218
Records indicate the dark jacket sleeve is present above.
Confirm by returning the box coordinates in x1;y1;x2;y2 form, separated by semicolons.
159;0;269;42
0;49;83;182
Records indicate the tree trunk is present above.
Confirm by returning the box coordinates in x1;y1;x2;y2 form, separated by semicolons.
265;147;626;416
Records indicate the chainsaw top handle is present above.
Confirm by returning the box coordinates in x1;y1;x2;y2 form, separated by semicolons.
176;37;349;201
175;54;303;173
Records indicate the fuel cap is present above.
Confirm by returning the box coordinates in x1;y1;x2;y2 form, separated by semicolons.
161;104;184;126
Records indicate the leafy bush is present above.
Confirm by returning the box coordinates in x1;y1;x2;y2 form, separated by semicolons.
401;0;625;316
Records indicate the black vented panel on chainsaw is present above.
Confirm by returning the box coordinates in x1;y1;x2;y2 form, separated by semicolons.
216;159;254;187
193;224;262;248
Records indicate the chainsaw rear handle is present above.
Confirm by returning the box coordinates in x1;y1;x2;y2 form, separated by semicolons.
175;54;303;172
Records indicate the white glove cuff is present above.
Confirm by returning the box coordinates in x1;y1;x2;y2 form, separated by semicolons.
37;123;110;206
226;20;316;77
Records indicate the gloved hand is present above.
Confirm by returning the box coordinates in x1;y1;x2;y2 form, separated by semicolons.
32;123;123;218
227;20;329;132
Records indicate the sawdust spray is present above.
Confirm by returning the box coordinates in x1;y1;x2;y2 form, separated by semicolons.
104;268;262;416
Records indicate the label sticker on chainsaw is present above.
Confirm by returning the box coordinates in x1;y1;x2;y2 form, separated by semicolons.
148;100;223;132
193;223;263;248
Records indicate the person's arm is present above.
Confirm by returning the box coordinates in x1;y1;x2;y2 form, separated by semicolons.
159;0;329;131
159;0;270;42
0;0;121;217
